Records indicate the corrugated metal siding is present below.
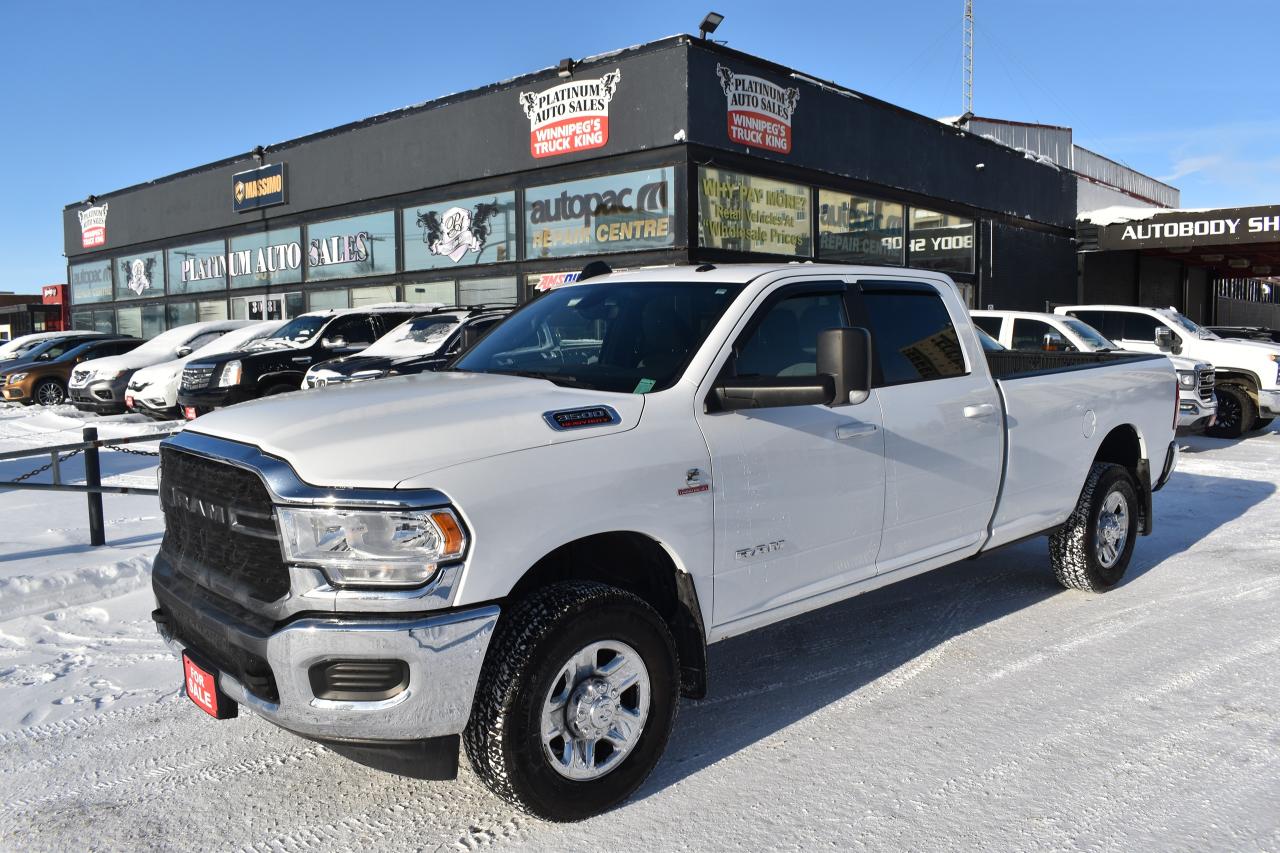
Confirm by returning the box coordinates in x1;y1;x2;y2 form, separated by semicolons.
966;119;1073;167
1073;146;1180;207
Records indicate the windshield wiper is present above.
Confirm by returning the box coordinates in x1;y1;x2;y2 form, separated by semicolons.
491;369;590;388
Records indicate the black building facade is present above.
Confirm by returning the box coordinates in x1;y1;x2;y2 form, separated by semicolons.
63;36;1078;337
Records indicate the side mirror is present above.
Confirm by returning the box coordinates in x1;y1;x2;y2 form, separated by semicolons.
321;336;348;350
461;324;487;351
817;326;873;406
1042;332;1069;352
1154;326;1180;354
175;346;193;358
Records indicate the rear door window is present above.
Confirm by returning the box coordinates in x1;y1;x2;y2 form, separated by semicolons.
859;283;968;385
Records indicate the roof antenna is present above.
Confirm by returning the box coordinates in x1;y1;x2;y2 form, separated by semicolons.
962;0;975;117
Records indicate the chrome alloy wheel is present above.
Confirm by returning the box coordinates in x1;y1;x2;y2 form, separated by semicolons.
540;639;651;781
37;382;65;406
1095;490;1130;569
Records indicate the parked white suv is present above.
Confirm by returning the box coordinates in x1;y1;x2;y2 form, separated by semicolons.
1055;305;1280;438
973;310;1216;431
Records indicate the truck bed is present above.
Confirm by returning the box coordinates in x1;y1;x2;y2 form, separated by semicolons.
982;349;1173;550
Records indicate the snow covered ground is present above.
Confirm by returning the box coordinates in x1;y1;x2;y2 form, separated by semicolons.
1;402;1277;852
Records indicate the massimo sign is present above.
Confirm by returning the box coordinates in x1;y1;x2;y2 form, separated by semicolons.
232;163;287;213
519;70;621;159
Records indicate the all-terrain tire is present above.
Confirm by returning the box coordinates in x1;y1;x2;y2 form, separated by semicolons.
463;581;679;822
34;379;67;406
1205;383;1256;439
1049;462;1140;592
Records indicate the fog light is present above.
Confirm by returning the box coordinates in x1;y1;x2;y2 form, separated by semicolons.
308;659;409;702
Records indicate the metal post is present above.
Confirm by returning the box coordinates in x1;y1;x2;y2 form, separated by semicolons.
50;450;61;485
83;426;105;546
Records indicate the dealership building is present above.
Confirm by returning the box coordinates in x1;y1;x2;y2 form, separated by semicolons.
65;35;1178;336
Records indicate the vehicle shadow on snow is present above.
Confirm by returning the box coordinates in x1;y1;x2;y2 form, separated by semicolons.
634;469;1274;801
1179;420;1278;453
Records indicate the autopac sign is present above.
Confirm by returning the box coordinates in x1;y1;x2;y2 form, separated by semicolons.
1093;205;1280;250
232;163;287;213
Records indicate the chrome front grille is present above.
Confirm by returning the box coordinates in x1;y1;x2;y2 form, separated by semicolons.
1198;369;1215;405
182;365;215;391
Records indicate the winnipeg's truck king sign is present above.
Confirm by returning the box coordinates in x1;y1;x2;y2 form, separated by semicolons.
716;64;800;154
519;70;621;159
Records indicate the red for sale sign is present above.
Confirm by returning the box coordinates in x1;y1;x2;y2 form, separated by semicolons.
715;64;800;155
519;70;621;159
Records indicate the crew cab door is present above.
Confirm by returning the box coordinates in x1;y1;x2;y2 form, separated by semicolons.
1067;309;1166;354
856;279;1002;573
696;280;886;627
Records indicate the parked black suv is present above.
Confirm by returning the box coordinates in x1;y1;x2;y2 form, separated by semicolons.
302;306;511;388
176;305;429;418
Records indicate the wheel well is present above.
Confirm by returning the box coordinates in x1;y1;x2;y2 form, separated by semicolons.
1215;371;1259;400
1094;424;1151;534
508;532;708;699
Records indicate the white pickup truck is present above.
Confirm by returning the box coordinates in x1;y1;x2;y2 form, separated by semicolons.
1055;304;1280;438
152;264;1178;821
972;309;1217;431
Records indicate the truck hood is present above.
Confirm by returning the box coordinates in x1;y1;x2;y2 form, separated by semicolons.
186;370;645;487
1187;337;1280;373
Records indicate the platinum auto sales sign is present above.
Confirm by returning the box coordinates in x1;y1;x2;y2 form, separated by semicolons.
716;64;799;154
519;70;621;159
78;203;108;248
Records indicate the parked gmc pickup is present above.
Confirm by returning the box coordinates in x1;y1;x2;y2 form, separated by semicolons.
152;264;1178;821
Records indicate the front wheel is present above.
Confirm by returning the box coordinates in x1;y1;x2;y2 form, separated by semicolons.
34;379;67;406
464;581;679;822
1205;384;1256;438
1049;462;1140;592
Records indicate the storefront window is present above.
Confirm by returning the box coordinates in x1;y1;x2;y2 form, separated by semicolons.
404;281;456;306
167;299;228;327
697;167;811;257
308;289;349;311
351;284;398;308
525;168;676;260
306;212;396;281
404;192;517;271
116;304;166;339
115;250;165;300
69;260;113;304
231;292;305;321
168;240;226;294
230;227;303;289
460;277;518;305
908;208;975;273
71;311;94;331
817;190;904;265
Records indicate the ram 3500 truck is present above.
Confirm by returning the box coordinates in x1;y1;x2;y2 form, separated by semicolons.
152;264;1178;821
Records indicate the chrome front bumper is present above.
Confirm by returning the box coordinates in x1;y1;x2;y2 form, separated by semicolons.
169;605;498;742
1259;389;1280;418
1176;393;1216;429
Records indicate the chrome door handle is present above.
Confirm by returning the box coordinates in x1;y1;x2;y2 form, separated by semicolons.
835;422;878;440
292;357;311;364
963;403;997;419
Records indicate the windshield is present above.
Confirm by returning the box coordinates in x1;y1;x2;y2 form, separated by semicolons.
1160;309;1218;340
1062;319;1116;351
256;315;327;348
452;281;745;393
975;327;1005;352
362;316;460;357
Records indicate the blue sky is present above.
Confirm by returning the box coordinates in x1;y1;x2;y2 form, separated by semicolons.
2;0;1277;289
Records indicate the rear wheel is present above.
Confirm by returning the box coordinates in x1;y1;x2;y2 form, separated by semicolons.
34;379;66;406
1049;462;1140;592
1205;384;1255;439
464;581;679;822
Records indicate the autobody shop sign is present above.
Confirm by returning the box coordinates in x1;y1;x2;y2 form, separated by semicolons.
519;70;621;159
525;168;675;259
1092;205;1280;250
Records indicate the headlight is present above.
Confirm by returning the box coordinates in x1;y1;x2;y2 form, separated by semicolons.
1176;370;1197;390
276;506;467;588
7;373;26;384
217;360;242;387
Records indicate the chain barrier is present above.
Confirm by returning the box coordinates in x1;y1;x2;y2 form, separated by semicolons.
9;448;85;483
107;445;161;457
